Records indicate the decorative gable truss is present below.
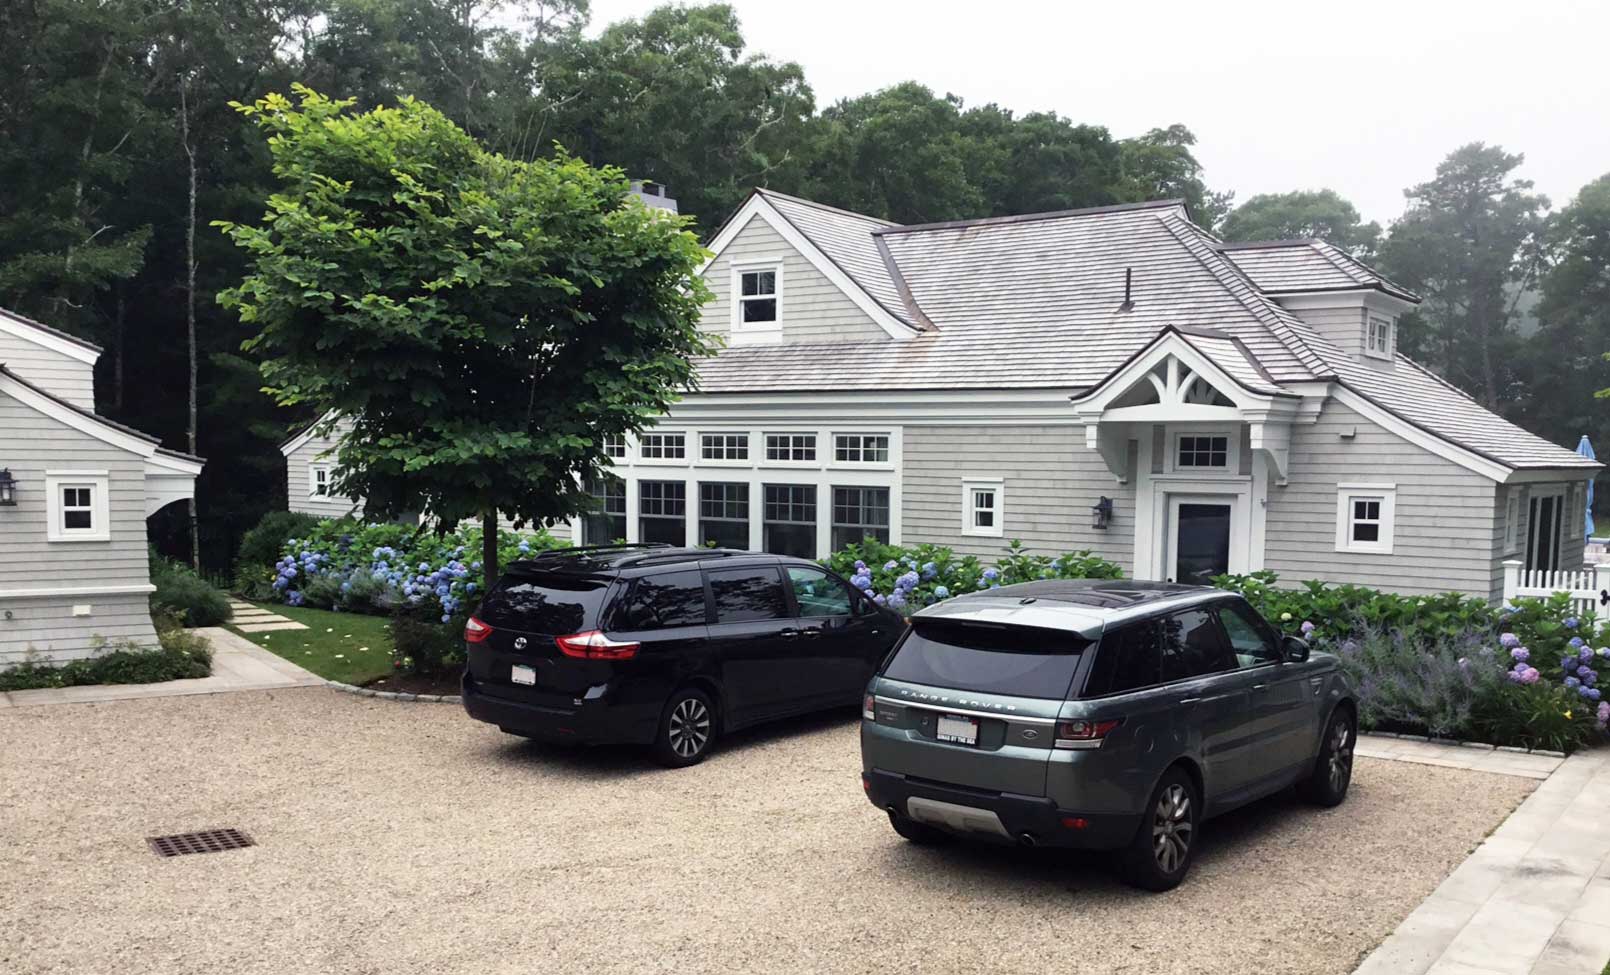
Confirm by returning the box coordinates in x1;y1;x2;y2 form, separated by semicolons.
1069;327;1320;485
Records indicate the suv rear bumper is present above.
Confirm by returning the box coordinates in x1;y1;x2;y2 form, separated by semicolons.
863;768;1139;850
461;673;659;745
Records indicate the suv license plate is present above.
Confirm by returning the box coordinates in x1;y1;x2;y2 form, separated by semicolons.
510;664;536;686
936;714;979;745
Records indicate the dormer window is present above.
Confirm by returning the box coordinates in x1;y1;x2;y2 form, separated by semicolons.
1366;315;1392;360
734;263;781;332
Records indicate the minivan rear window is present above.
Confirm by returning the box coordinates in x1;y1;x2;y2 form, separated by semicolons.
883;621;1090;700
478;572;613;635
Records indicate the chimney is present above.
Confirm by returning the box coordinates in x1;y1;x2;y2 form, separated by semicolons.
628;180;679;215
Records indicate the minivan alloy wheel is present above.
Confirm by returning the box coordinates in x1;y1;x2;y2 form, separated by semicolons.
668;698;711;758
1152;784;1193;873
1327;718;1354;793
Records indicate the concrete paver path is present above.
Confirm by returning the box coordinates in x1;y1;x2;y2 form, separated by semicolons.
0;626;324;709
226;598;307;634
1355;746;1610;975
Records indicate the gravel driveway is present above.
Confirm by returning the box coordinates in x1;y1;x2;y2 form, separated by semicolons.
0;688;1532;975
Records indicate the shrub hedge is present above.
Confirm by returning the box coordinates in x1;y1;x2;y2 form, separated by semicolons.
0;616;213;691
149;553;232;627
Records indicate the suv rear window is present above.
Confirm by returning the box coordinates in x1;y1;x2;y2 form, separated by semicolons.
478;572;613;635
883;620;1090;699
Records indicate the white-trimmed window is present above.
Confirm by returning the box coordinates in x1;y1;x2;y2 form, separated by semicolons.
46;472;110;543
602;434;627;460
700;433;749;461
1503;487;1522;555
639;433;685;460
765;433;815;462
735;265;781;329
834;433;889;464
1366;316;1393;359
831;486;890;550
962;478;1005;537
310;464;332;497
1176;434;1229;470
1335;484;1396;554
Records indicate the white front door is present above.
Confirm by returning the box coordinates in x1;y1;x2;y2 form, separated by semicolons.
1165;494;1236;585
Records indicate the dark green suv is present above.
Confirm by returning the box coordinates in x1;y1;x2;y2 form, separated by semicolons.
860;580;1356;890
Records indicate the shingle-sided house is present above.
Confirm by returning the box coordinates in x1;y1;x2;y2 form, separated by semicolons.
581;190;1598;599
0;307;204;665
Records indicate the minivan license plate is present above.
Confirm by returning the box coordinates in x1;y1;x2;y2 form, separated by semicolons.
510;664;536;686
936;714;978;745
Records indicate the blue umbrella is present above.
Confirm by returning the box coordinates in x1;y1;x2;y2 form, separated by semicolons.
1577;435;1596;540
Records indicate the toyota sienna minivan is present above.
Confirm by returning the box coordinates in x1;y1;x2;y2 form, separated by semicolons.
860;579;1356;890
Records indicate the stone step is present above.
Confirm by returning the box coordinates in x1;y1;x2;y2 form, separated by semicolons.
235;620;309;633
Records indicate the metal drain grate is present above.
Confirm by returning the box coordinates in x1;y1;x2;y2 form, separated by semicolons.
146;828;255;858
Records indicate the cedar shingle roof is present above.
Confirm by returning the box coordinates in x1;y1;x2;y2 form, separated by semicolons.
694;194;1591;472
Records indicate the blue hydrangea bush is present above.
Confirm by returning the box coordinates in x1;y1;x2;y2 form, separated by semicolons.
266;518;565;621
823;538;1122;614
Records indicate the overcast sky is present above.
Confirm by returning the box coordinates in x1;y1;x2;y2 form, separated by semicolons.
584;0;1610;225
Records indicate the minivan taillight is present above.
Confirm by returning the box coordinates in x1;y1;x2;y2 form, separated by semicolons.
555;630;640;660
1055;718;1122;749
464;616;494;644
862;693;876;721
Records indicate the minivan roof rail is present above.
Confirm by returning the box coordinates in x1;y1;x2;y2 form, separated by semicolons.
526;542;671;561
615;547;750;568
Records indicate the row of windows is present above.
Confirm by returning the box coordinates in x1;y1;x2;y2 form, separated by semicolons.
611;563;861;633
618;432;890;464
582;479;890;556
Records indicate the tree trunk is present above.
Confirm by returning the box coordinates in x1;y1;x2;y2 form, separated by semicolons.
482;510;499;586
180;70;200;570
111;288;125;412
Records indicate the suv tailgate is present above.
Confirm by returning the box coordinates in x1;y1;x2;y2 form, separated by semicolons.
468;570;619;702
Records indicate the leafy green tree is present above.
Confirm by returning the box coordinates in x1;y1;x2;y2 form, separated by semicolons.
1378;143;1549;410
1116;124;1233;229
217;88;716;578
0;0;155;338
539;3;815;227
1219;189;1381;257
1523;175;1610;478
957;106;1125;216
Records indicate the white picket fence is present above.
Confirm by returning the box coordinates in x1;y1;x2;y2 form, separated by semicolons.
1501;559;1610;618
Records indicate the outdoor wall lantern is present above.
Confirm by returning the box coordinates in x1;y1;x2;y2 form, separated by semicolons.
1091;496;1114;529
0;469;16;506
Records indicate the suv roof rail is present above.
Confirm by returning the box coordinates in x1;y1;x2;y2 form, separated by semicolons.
615;547;751;568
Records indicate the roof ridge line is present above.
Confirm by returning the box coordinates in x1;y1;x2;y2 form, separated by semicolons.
752;188;900;227
1214;238;1322;251
1158;215;1332;379
874;198;1187;236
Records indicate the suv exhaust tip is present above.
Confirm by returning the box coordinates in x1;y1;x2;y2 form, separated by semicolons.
1016;832;1037;848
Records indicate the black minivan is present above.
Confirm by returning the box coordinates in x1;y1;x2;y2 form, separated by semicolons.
462;545;905;766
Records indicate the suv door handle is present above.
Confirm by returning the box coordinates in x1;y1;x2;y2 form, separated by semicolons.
1178;697;1202;706
800;626;823;638
779;629;800;640
1251;683;1267;691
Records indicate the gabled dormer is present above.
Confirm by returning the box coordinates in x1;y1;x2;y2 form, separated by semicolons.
1215;240;1420;369
0;308;100;410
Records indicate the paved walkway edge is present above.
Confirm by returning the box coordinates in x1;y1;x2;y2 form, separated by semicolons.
1354;747;1610;975
1;627;324;708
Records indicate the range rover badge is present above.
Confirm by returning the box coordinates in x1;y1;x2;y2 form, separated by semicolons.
1021;729;1039;740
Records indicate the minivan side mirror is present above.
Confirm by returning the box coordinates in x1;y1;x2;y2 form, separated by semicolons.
1281;635;1311;663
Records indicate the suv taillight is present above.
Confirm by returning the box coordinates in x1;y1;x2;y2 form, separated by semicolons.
464;616;494;644
862;693;876;721
555;630;640;660
1055;718;1122;749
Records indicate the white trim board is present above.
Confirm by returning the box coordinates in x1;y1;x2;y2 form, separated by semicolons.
698;196;918;341
0;309;101;365
280;408;342;458
0;584;156;600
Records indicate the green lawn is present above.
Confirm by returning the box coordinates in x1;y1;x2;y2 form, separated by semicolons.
229;602;394;685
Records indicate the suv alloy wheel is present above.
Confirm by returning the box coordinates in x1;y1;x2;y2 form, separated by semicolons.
1119;766;1199;891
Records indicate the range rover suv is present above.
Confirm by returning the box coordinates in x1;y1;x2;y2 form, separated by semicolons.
462;545;904;766
860;580;1355;890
